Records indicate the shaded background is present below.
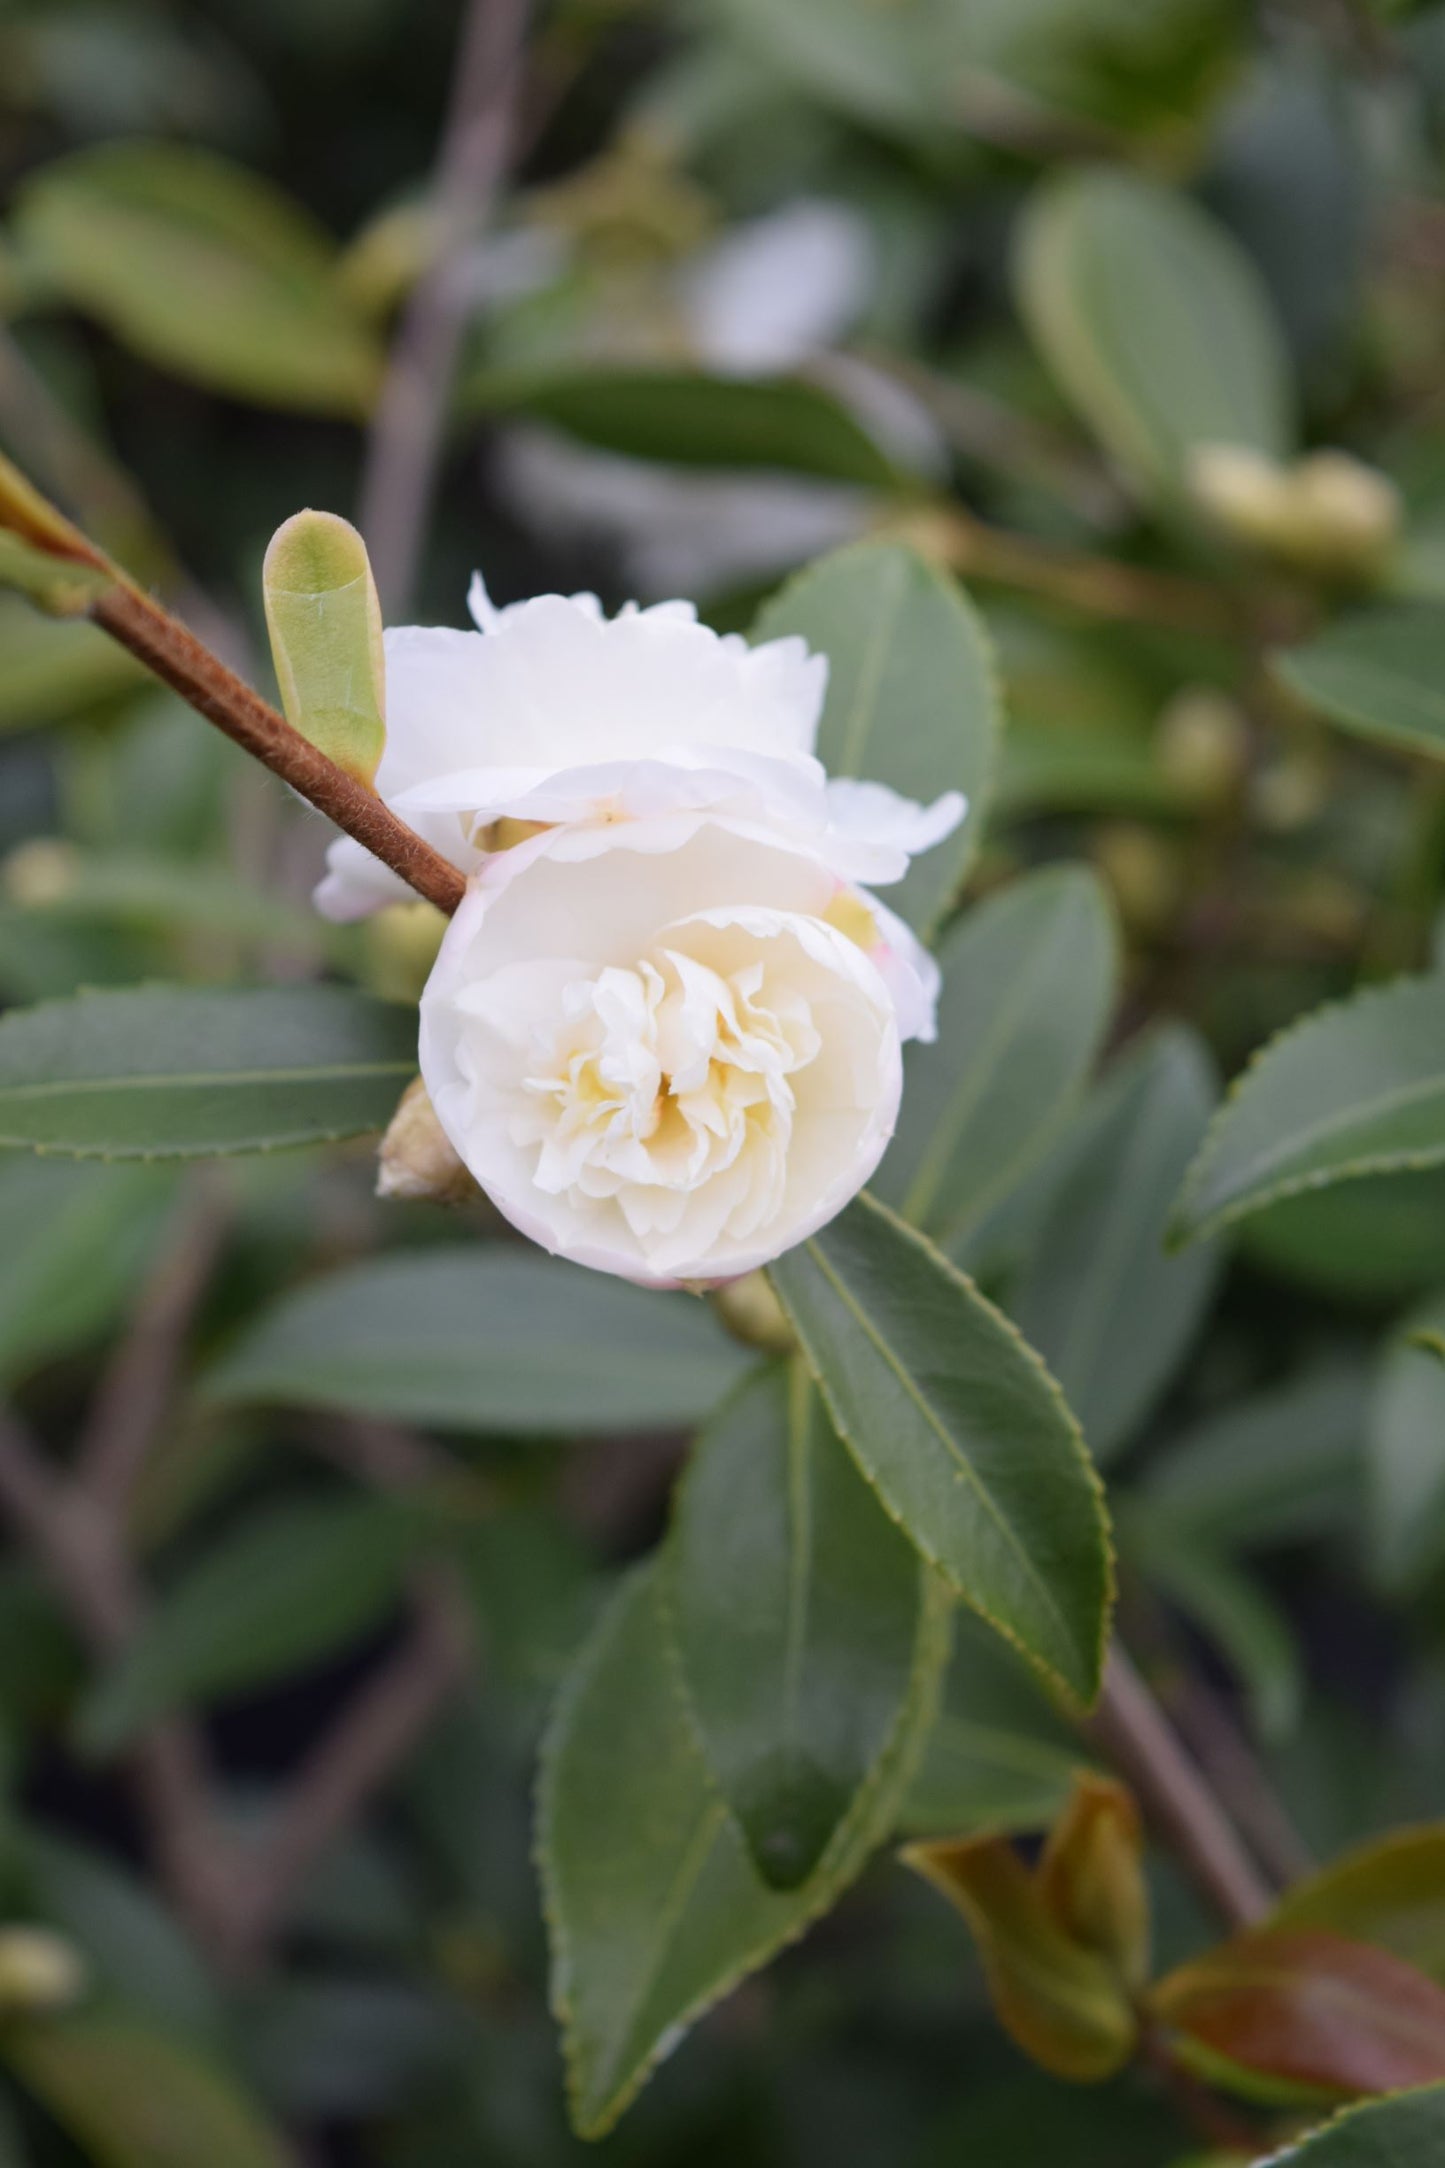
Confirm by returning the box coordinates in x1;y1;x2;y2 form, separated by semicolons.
2;0;1445;2162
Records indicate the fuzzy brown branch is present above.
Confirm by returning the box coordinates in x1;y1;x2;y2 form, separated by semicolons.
359;0;532;614
1087;1647;1272;1932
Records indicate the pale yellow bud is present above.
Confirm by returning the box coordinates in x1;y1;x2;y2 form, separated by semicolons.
1189;444;1294;551
0;1928;87;2013
3;838;80;906
1288;451;1401;577
377;1078;476;1206
361;901;447;1003
710;1270;798;1355
1156;689;1249;810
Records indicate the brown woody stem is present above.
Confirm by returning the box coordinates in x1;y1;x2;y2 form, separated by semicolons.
90;582;465;913
1087;1647;1272;1932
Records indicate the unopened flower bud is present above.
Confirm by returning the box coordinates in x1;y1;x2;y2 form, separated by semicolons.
377;1078;476;1206
3;838;80;906
1156;689;1249;810
1189;444;1294;551
710;1270;797;1354
0;1927;87;2013
1288;451;1401;579
361;901;447;1003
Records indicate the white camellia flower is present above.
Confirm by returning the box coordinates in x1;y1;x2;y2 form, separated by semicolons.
315;577;963;923
419;814;937;1287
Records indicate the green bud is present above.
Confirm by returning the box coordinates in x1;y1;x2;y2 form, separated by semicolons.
0;1927;87;2014
263;509;387;787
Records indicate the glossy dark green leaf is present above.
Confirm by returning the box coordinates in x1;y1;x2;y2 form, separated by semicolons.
1274;608;1445;760
1260;2089;1445;2165
1243;1169;1445;1303
1013;1028;1221;1463
668;1361;928;1888
75;1496;423;1753
15;143;380;416
470;366;901;489
207;1247;751;1435
1173;976;1445;1245
3;2012;288;2168
0;986;416;1157
539;1559;949;2138
770;1193;1112;1708
1137;1365;1367;1553
1369;1294;1445;1594
875;867;1117;1245
1016;167;1294;507
751;541;998;934
900;1610;1096;1841
0;1157;176;1387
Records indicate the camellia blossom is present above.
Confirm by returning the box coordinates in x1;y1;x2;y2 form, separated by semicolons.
332;576;965;1284
315;579;962;922
418;815;939;1286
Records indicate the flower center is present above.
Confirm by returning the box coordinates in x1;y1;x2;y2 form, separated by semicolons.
520;947;822;1232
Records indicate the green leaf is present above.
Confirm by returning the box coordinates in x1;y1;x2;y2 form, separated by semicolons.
0;1157;176;1388
538;1559;950;2138
0;985;416;1158
206;1247;751;1435
263;511;386;786
667;1361;929;1889
769;1193;1112;1709
1121;1515;1303;1737
875;867;1117;1246
1172;975;1445;1246
1013;1027;1222;1463
1369;1294;1445;1594
1260;2088;1445;2165
1135;1364;1368;1554
1243;1170;1445;1304
75;1496;423;1754
1269;1824;1445;1985
1016;167;1294;507
22;1832;223;2045
1274;607;1445;761
3;2012;288;2168
0;598;145;735
751;541;998;934
15;143;381;417
900;1610;1098;1841
469;366;902;489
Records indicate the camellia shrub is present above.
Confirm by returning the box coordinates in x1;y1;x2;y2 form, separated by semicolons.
3;2;1445;2164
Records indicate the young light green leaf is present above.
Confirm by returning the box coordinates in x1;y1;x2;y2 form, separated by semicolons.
751;540;998;935
769;1193;1112;1708
206;1247;751;1435
1274;607;1445;761
1368;1294;1445;1595
470;366;902;489
3;2011;288;2168
1172;975;1445;1246
263;510;386;786
0;985;416;1157
1259;2088;1445;2165
75;1496;423;1755
1013;1027;1222;1463
0;533;114;617
1016;167;1294;507
874;867;1117;1245
15;143;381;416
667;1361;929;1889
539;1559;949;2138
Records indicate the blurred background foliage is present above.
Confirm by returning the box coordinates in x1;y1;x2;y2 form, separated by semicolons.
3;0;1445;2162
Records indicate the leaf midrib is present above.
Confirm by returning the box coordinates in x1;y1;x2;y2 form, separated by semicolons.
0;1058;413;1100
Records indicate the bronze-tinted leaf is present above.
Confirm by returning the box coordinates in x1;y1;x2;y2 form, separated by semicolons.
1151;1927;1445;2099
1038;1773;1150;1993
